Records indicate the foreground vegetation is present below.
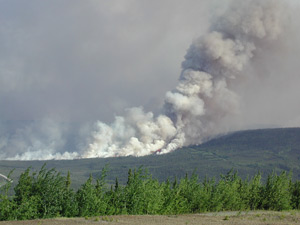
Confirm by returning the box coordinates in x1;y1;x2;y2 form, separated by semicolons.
1;165;300;221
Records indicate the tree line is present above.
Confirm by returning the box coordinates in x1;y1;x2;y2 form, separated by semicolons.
1;165;300;220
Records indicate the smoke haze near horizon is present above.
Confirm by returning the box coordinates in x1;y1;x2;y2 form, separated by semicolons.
0;0;300;160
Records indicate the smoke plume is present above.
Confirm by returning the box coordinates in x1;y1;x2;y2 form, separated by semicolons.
0;119;79;160
1;0;298;160
84;0;289;158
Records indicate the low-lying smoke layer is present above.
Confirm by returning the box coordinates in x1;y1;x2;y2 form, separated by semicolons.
83;0;288;158
1;0;296;160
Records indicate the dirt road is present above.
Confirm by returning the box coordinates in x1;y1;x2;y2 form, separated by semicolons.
0;211;299;225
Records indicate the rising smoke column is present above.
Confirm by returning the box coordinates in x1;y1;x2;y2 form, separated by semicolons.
84;0;288;158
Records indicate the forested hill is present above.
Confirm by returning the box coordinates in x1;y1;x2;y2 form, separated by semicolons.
1;127;300;188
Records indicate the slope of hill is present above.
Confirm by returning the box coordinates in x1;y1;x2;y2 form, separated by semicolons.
1;127;300;188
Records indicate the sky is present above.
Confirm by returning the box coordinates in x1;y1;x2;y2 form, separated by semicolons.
0;0;300;160
0;0;214;123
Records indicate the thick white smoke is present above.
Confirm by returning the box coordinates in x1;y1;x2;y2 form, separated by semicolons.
1;0;296;160
84;0;289;158
0;119;79;160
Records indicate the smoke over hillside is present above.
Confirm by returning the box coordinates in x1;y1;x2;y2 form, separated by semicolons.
84;0;290;158
1;0;300;160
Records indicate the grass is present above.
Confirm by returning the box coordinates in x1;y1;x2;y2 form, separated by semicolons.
0;211;300;225
223;215;229;220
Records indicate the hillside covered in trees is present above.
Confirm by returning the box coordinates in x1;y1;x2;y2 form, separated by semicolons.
1;128;300;188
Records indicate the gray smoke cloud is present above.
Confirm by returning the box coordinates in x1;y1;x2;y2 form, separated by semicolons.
0;119;78;160
83;0;294;158
1;0;300;160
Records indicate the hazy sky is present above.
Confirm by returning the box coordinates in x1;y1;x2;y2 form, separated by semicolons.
1;0;300;160
2;0;298;126
0;0;215;123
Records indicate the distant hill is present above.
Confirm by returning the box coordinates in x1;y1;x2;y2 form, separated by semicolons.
1;127;300;188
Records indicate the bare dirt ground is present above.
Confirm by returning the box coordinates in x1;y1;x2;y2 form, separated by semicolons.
0;211;299;225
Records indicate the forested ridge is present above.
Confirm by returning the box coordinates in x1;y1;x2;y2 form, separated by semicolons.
1;127;300;188
1;165;300;221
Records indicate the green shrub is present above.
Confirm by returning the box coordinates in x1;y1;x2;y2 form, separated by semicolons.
1;165;300;221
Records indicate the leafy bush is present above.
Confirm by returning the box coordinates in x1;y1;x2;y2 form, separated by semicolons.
0;166;299;221
13;165;77;219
